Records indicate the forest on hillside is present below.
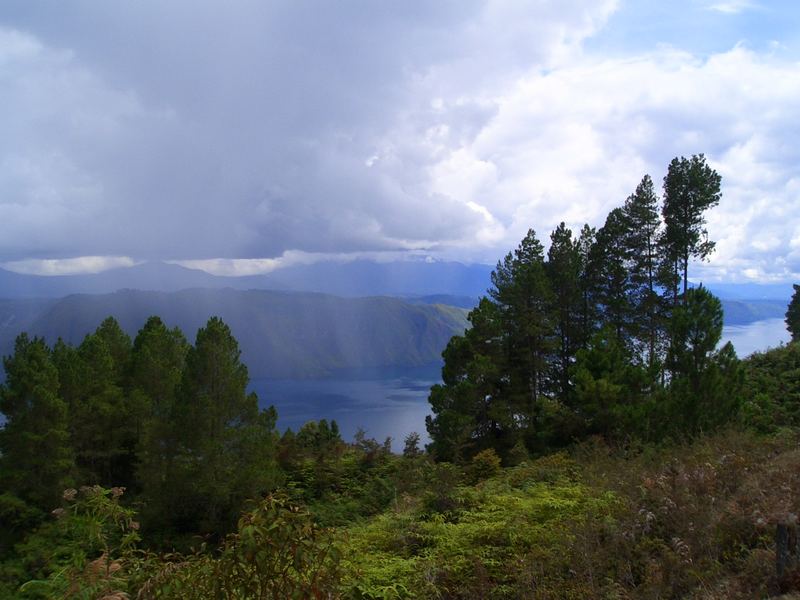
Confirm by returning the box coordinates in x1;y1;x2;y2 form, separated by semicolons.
2;155;800;598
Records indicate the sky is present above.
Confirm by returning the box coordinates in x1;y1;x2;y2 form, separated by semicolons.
0;0;799;282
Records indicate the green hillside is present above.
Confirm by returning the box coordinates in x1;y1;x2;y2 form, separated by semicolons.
0;289;468;378
720;298;787;325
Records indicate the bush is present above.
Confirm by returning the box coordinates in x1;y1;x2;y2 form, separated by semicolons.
468;448;502;483
15;486;140;599
137;494;342;598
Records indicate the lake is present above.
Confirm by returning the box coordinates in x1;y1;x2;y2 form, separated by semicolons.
252;318;792;448
721;317;789;357
250;363;442;451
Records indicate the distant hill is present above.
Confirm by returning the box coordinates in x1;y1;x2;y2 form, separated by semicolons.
403;295;479;309
403;295;786;327
702;282;795;301
0;260;495;300
0;263;792;364
1;261;793;313
720;299;787;326
0;289;469;378
249;260;495;298
0;262;221;299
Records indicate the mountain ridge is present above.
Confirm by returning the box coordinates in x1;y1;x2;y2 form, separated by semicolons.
0;288;469;379
0;260;496;299
1;261;794;304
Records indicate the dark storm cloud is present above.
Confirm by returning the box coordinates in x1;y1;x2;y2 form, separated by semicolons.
0;0;614;262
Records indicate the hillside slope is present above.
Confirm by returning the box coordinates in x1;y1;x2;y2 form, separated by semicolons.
720;298;788;325
0;289;468;378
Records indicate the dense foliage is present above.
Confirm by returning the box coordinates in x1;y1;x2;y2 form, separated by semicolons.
0;316;282;552
6;427;800;598
426;155;741;462
1;319;799;598
788;284;800;342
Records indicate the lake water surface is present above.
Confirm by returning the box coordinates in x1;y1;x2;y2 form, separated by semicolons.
250;363;441;450
252;318;791;448
721;317;789;357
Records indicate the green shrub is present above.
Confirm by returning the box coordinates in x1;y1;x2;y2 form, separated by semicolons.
16;486;140;599
137;494;341;599
468;448;502;483
340;468;617;599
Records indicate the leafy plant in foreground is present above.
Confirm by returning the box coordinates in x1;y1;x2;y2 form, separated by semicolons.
138;494;342;599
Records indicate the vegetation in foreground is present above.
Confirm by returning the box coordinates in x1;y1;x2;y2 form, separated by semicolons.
5;422;800;598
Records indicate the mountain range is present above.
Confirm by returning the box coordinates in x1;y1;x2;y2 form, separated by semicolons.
0;260;495;300
0;261;792;379
0;261;793;305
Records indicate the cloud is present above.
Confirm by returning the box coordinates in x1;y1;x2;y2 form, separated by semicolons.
173;250;333;277
424;45;800;280
705;0;759;15
0;1;799;282
172;249;443;276
0;1;618;265
1;255;138;275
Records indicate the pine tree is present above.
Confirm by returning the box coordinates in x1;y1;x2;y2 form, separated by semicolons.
576;224;598;345
95;316;132;385
0;335;74;512
623;175;664;369
428;230;559;460
490;229;554;450
168;317;280;534
666;286;740;432
426;298;506;461
130;316;188;419
787;284;800;342
667;286;723;381
131;317;189;508
585;208;634;346
66;323;134;486
546;223;584;401
571;326;648;438
660;154;722;303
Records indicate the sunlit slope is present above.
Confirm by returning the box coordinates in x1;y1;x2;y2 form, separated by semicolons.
0;289;468;378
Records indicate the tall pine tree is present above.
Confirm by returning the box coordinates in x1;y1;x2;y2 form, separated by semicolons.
66;319;135;486
426;299;506;461
576;224;598;346
490;229;554;451
167;317;281;534
132;317;189;510
660;154;721;303
546;223;584;402
623;174;664;370
585;208;634;347
0;335;74;513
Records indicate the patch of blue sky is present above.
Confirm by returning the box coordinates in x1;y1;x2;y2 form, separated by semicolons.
585;1;800;59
